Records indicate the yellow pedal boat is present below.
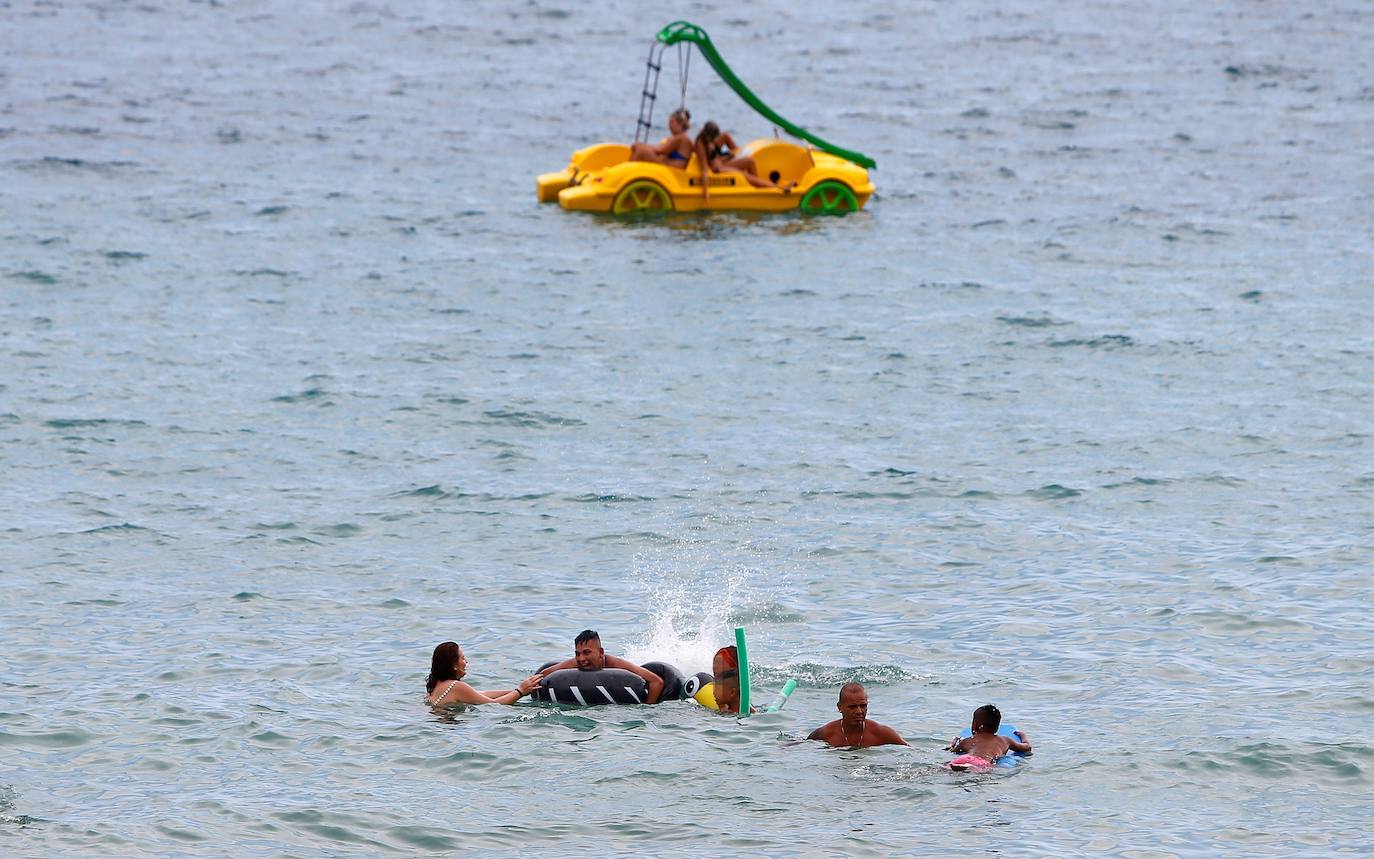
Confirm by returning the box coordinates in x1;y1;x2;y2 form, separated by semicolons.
537;138;874;215
536;21;876;216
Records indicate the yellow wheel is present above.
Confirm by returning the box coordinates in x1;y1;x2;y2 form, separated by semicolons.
612;180;673;215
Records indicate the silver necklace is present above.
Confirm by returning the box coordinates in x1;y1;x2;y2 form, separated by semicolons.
841;719;866;746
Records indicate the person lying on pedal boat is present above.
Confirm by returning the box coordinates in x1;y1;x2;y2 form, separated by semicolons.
693;121;796;203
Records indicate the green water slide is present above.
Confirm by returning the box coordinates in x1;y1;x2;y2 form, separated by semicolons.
657;21;876;170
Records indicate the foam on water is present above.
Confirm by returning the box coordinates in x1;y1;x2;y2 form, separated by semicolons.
623;523;788;674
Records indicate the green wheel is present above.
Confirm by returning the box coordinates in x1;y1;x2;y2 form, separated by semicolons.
800;180;858;215
612;180;673;215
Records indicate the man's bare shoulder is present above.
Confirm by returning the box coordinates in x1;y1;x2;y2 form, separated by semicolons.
865;720;909;746
808;720;841;741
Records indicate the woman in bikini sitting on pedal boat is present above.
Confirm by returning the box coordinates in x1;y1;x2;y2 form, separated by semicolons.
629;108;694;166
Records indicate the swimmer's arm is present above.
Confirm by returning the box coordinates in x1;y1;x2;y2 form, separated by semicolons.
871;724;909;746
807;723;834;743
1007;729;1032;754
604;655;663;704
456;675;540;705
537;659;577;677
433;681;498;706
479;675;542;698
947;735;966;752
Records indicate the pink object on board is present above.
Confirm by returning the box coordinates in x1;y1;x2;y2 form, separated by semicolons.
946;754;995;772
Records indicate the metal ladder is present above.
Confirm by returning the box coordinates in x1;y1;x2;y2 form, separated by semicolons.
634;42;690;143
633;42;667;143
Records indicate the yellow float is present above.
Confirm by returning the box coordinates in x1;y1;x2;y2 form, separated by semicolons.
536;22;876;216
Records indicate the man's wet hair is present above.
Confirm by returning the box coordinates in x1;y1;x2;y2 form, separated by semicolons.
574;629;600;646
839;682;866;700
973;703;1002;733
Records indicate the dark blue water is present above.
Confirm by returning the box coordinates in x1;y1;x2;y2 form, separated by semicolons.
3;1;1372;855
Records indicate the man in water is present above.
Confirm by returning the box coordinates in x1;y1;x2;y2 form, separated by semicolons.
808;683;908;748
538;629;664;704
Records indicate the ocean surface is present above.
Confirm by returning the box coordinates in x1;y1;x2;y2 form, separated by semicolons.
3;0;1373;855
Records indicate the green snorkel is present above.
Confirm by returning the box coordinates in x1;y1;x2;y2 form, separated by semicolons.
734;626;751;715
733;626;798;716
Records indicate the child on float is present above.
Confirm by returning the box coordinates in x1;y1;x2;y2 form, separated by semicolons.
946;703;1032;770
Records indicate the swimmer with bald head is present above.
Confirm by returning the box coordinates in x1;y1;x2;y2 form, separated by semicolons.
807;682;909;748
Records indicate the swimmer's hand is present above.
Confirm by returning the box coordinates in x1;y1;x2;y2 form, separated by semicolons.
1008;729;1033;755
518;675;542;695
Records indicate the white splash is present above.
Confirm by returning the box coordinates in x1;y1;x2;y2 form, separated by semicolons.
622;523;786;675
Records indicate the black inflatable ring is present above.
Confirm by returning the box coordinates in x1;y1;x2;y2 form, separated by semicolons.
532;660;687;706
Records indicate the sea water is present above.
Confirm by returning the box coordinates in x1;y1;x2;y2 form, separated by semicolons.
2;0;1372;855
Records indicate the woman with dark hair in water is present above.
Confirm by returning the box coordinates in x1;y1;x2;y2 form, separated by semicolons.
424;641;540;707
